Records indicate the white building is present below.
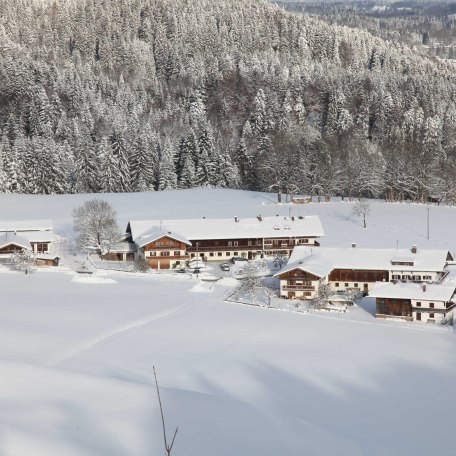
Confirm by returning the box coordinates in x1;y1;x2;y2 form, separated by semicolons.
126;215;324;266
0;220;58;266
369;282;456;323
274;245;452;300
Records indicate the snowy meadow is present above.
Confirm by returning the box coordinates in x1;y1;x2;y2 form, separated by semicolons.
0;188;455;456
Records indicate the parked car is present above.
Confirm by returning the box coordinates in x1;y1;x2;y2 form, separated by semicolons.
176;268;186;274
192;268;202;274
220;263;230;271
230;256;248;264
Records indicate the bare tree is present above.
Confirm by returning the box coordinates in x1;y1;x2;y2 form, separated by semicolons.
242;269;263;305
73;199;122;254
309;283;331;311
352;199;371;228
11;249;36;275
153;367;178;456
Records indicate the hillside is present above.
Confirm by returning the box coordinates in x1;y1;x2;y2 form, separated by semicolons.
1;0;456;201
0;189;456;455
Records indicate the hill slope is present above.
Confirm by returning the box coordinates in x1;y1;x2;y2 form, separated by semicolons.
0;0;456;201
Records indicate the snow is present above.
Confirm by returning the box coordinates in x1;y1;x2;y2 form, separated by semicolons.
135;228;192;247
71;273;117;284
0;188;456;455
285;245;450;275
0;219;53;232
370;281;456;301
128;214;324;242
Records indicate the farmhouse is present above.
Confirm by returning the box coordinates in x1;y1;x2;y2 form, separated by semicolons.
0;220;58;265
370;282;456;323
274;245;452;300
126;215;324;269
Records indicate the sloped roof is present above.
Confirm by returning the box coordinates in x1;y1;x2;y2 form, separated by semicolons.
287;246;450;274
35;253;60;260
128;215;324;242
0;219;53;232
274;256;333;278
107;242;138;253
135;229;192;247
19;231;55;243
369;282;456;302
0;233;32;250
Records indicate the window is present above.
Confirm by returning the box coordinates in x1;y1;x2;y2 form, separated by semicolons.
423;275;432;280
228;241;233;247
429;313;435;319
335;283;339;287
354;283;358;288
174;251;180;256
36;243;48;253
248;240;252;246
234;241;239;246
161;251;170;256
345;283;349;287
430;303;434;308
416;302;421;307
209;252;214;257
218;252;222;257
149;252;157;257
234;252;238;256
226;252;231;256
392;275;400;280
191;253;195;258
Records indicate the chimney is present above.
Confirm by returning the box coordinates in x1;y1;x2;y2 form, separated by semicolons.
257;215;263;222
411;245;417;254
351;243;356;248
422;283;426;292
234;216;239;223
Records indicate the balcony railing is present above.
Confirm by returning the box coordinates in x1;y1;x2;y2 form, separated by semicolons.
188;245;262;252
282;285;315;291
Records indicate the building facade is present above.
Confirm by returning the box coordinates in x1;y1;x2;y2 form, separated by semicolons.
370;282;456;323
126;215;324;268
274;246;452;300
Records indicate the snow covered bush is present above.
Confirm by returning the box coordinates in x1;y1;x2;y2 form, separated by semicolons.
11;250;36;275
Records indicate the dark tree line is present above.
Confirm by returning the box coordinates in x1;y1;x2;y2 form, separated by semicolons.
0;0;456;203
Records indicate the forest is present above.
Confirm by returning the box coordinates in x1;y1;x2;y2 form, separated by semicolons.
1;0;456;202
279;1;456;60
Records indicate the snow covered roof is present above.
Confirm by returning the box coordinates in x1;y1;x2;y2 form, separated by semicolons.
128;216;324;243
369;282;456;302
0;219;53;232
274;255;333;278
275;246;451;278
135;229;192;248
108;242;138;253
19;231;55;243
35;253;60;260
0;233;32;250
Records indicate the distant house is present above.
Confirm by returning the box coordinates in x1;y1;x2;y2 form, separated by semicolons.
274;245;452;300
101;242;137;262
0;220;57;266
126;215;324;268
370;282;456;323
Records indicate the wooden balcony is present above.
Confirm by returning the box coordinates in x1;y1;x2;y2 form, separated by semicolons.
188;245;262;252
282;285;315;291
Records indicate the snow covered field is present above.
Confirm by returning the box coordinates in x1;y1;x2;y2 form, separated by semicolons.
1;188;456;455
